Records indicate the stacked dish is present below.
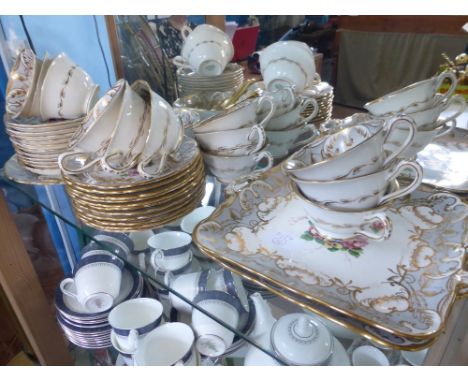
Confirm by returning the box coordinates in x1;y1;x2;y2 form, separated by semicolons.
365;72;466;159
4;116;84;176
176;63;244;98
4;48;98;177
301;82;334;127
55;265;143;350
62;136;206;232
262;88;319;161
192;96;275;185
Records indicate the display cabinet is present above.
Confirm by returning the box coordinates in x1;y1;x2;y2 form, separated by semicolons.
0;166;467;366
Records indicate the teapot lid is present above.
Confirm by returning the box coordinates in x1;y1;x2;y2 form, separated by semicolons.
270;313;334;366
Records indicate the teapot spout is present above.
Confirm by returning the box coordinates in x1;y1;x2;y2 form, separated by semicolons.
250;292;276;338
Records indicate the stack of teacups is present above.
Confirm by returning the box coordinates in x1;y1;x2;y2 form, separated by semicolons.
55;246;144;349
173;24;234;77
259;41;320;93
4;49;99;176
364;72;466;158
283;113;424;241
262;87;320;161
192;95;276;184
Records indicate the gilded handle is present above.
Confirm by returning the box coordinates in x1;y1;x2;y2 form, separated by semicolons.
383;115;416;166
435;71;458;103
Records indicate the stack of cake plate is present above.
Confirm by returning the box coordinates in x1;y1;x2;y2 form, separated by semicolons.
62;137;206;232
177;63;244;97
55;266;143;350
301;82;334;127
4;116;83;176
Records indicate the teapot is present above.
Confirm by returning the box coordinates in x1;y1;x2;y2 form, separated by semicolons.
244;293;334;366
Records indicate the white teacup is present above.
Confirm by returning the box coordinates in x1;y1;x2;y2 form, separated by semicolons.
291;180;394;241
174;24;234;76
283;114;416;181
202;150;273;184
292;159;423;210
40;52;99;120
60;253;124;313
135;80;184;178
260;41;318;93
265;98;318;131
129;230;155;253
192;290;243;357
404;94;465;128
134;322;198;366
210;269;250;315
165;270;210;314
385;119;456;159
148;231;193;273
59;79;126;174
351;345;390;366
364;71;458;116
193;95;276;134
266;123;316;158
93;231;134;257
108;298;163;353
195;123;266;156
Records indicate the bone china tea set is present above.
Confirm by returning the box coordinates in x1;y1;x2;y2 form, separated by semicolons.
3;27;467;366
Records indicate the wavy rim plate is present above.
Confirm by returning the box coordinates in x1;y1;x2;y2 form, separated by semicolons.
193;166;468;343
63;137;200;190
416;128;468;193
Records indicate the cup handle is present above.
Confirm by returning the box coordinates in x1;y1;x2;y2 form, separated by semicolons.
436;94;466;127
150;249;167;272
173;56;189;68
137;152;168;178
247;124;266;154
256;95;276;128
127;329;139;351
434;119;456;139
101;150;135;174
180;25;192;40
58;151;101;174
379;161;423;205
357;213;392;241
60;278;79;300
435;71;458;102
300;98;319;124
253;151;274;172
382;115;416;166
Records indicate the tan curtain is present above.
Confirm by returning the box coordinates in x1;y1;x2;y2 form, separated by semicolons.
335;30;468;108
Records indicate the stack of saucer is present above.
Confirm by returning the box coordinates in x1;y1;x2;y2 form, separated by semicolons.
4;116;84;176
4;48;98;177
301;82;334;127
177;63;244;98
55;266;143;349
62;137;206;232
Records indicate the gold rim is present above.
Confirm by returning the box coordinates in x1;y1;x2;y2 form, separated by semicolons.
207;251;436;351
75;194;204;232
64;163;205;204
62;154;204;194
192;165;462;341
67;170;206;210
62;149;202;191
71;182;206;219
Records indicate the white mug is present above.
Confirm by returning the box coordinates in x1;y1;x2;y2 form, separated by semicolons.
192;290;243;357
108;297;163;353
148;231;193;272
60;253;124;313
133;322;198;366
165;270;210;314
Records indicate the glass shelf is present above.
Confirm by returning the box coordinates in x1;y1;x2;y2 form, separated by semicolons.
0;169;437;366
